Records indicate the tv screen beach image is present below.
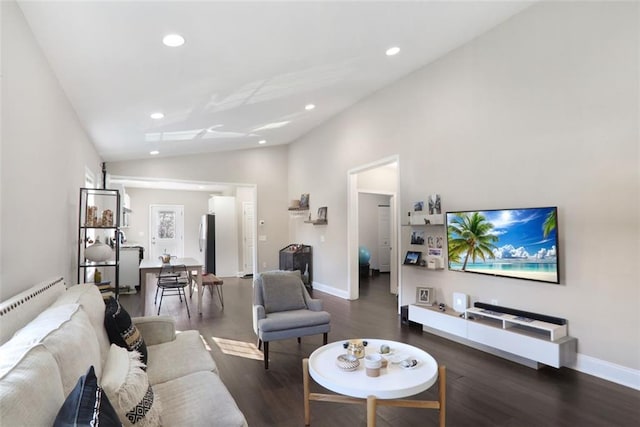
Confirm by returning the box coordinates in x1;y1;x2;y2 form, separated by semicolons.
446;207;559;284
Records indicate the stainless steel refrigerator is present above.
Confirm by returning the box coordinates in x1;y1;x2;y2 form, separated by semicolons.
199;214;216;274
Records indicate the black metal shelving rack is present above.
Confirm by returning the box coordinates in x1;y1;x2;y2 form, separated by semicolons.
77;188;121;297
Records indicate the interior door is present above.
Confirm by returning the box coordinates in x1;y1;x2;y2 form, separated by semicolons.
242;202;255;275
378;204;391;273
149;205;184;261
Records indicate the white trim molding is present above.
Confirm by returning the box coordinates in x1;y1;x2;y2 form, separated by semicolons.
570;353;640;391
311;281;350;300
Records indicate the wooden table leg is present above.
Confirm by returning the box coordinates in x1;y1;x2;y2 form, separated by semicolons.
367;395;377;427
195;268;203;314
439;365;446;427
141;271;148;315
303;359;311;425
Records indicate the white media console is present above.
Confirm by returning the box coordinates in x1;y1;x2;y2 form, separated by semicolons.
409;304;577;368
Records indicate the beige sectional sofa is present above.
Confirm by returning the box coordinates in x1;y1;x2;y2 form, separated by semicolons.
0;277;247;426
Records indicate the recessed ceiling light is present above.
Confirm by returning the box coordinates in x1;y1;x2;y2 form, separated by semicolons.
386;46;400;56
258;140;267;145
150;150;159;155
305;104;315;111
150;112;164;120
162;34;185;47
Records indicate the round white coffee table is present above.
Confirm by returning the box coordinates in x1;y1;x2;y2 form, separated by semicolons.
303;339;445;427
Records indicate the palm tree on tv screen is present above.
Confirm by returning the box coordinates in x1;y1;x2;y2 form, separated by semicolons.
447;212;498;270
542;209;557;238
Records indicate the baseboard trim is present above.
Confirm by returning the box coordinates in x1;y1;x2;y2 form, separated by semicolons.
421;326;639;390
311;281;350;299
570;354;640;391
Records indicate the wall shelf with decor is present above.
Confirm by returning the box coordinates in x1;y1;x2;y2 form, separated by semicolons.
403;213;444;226
304;206;328;225
77;188;120;297
288;192;310;216
289;208;309;218
402;262;445;271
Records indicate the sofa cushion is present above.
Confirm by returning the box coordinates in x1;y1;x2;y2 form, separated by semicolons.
53;366;121;427
53;283;111;361
261;273;307;313
104;297;148;365
101;344;161;427
259;309;331;332
8;303;103;395
0;344;65;426
145;330;217;385
154;371;247;427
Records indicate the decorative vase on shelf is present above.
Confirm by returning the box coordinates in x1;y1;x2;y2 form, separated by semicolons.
85;237;112;262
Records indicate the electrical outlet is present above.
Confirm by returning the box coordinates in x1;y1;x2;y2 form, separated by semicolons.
491;299;498;305
262;261;267;268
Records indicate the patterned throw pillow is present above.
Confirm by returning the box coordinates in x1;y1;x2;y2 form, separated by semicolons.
53;366;121;427
104;297;148;365
101;344;161;427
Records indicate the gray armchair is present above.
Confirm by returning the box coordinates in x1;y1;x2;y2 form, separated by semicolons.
253;270;331;369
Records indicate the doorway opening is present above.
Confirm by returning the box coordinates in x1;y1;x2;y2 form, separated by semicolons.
347;156;400;311
108;175;258;278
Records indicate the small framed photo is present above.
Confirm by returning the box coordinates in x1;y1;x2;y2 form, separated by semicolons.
300;193;310;209
413;201;424;212
317;206;327;221
416;286;435;306
428;194;441;215
410;230;425;245
428;247;443;257
404;251;422;265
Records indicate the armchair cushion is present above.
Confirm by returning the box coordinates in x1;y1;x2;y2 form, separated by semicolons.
261;273;307;313
259;309;331;333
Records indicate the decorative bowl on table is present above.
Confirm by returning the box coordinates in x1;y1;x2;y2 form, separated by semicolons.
336;354;360;371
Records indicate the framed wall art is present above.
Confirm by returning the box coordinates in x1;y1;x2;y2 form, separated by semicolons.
416;286;435;306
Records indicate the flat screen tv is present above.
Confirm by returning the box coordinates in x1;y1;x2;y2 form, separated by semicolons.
446;207;559;284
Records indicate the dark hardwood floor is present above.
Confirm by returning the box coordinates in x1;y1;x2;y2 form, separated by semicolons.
120;274;640;426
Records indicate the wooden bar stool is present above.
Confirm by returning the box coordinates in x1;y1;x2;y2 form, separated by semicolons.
201;273;224;307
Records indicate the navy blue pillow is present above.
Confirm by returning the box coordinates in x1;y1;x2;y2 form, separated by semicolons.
104;297;148;366
53;366;120;427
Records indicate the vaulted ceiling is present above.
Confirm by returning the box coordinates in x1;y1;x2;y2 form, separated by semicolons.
18;1;533;161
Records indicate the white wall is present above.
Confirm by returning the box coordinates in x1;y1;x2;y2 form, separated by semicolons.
288;0;639;377
0;0;102;299
107;145;289;272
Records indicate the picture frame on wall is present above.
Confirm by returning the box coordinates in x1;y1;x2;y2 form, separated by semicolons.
317;206;327;221
300;193;310;209
416;286;434;306
428;194;441;215
428;247;443;257
403;251;422;265
410;230;425;245
413;201;424;211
